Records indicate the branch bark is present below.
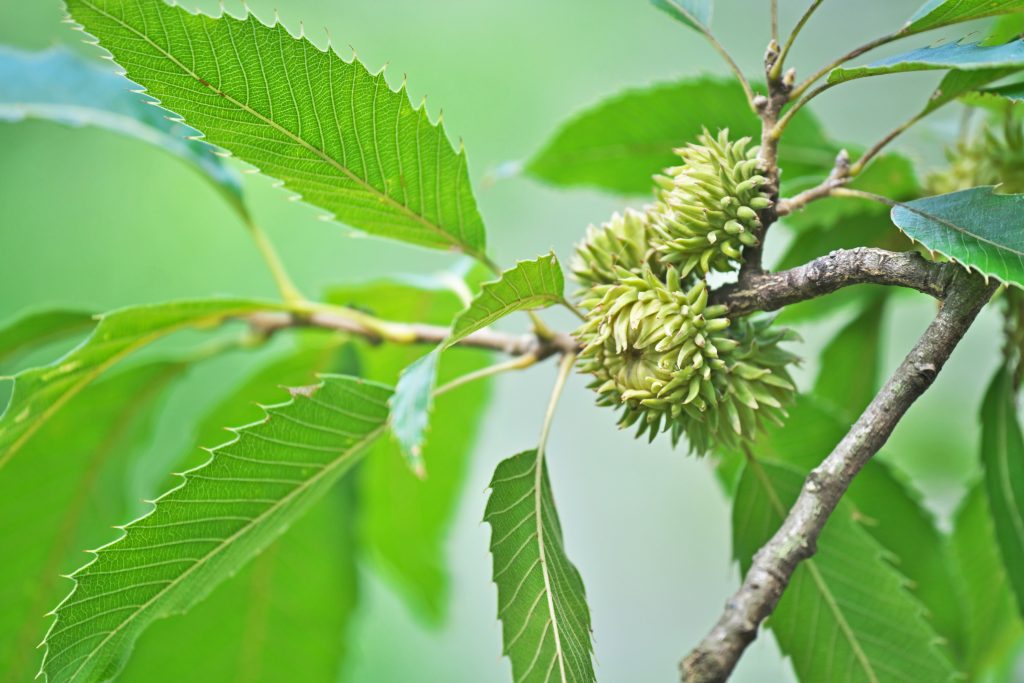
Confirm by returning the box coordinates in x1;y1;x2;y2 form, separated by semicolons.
680;267;996;683
711;247;958;317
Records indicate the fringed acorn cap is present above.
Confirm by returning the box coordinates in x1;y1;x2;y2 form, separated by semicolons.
575;265;735;447
571;208;662;288
650;129;772;277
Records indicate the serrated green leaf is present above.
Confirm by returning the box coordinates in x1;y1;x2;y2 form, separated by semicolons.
485;449;595;683
0;362;183;683
0;45;243;213
904;0;1024;35
389;349;439;476
829;39;1024;85
980;367;1024;617
951;484;1024;676
526;78;835;195
0;298;283;471
120;344;360;683
890;187;1024;288
41;375;390;683
968;79;1024;102
0;308;94;372
66;0;488;259
327;279;492;621
447;253;565;347
650;0;712;32
733;458;958;683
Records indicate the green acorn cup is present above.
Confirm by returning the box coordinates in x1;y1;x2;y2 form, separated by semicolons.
571;208;662;288
574;265;798;453
650;129;772;277
927;120;1024;195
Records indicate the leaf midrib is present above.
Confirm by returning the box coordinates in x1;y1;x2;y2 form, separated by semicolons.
533;454;568;683
53;418;385;682
80;0;482;259
898;196;1024;259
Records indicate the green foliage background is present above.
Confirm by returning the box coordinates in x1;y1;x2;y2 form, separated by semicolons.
0;1;1013;680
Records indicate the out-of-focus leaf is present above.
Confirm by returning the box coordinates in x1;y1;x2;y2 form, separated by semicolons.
951;484;1024;677
813;294;888;419
485;449;596;683
0;308;94;372
733;459;958;683
121;342;360;683
650;0;713;32
980;367;1024;616
890;187;1024;289
829;39;1024;85
0;46;244;213
0;299;284;470
526;78;836;195
66;0;489;259
0;362;183;683
904;0;1024;35
327;281;492;621
41;376;390;683
389;349;440;477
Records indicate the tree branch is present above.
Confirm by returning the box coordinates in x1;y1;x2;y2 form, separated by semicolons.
711;247;959;317
680;267;996;682
246;309;579;360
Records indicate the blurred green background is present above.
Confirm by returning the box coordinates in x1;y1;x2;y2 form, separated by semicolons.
0;1;1012;681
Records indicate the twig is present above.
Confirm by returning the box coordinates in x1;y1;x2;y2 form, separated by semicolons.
711;247;958;317
680;267;995;682
770;0;779;46
774;149;851;216
434;353;539;397
241;216;307;306
849;112;924;176
788;31;902;101
772;0;826;80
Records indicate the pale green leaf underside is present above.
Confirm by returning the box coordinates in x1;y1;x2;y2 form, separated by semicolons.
0;45;243;210
0;298;283;471
389;348;440;475
734;460;957;683
904;0;1024;34
890;187;1024;288
485;450;595;683
649;0;713;31
0;307;94;371
41;375;391;683
447;253;565;348
980;368;1024;616
526;78;836;195
66;0;487;257
829;39;1024;84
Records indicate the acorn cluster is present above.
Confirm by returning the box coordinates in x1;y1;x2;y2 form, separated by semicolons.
572;129;797;454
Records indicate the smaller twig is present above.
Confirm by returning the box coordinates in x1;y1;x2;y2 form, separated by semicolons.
770;0;779;46
788;30;902;101
241;216;307;307
771;80;834;139
538;352;577;456
774;149;851;216
849;113;924;176
772;0;826;80
706;30;757;109
434;353;540;398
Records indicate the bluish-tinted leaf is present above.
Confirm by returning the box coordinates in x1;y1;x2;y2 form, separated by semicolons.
389;349;440;477
980;367;1024;616
0;46;244;213
829;39;1024;85
650;0;713;32
485;449;596;683
890;187;1024;288
733;459;958;683
66;0;489;259
904;0;1024;35
527;78;836;195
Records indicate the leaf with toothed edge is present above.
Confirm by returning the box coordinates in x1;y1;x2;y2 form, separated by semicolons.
64;0;488;259
0;298;286;472
650;0;713;32
0;307;94;372
485;449;596;683
904;0;1024;34
387;254;565;472
828;39;1024;85
40;375;391;683
889;187;1024;289
0;45;244;214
